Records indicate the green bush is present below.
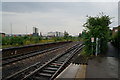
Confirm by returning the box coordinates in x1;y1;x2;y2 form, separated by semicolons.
2;36;42;47
83;13;111;55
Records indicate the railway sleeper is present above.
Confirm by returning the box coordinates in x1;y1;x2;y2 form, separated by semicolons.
42;70;56;74
22;43;82;80
48;65;60;68
38;72;52;77
32;76;49;80
44;67;58;71
54;61;64;63
51;62;62;65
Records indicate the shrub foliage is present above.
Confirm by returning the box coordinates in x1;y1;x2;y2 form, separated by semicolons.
83;14;111;55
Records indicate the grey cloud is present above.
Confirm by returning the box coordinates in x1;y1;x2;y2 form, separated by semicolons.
2;2;74;13
2;2;118;35
2;2;116;13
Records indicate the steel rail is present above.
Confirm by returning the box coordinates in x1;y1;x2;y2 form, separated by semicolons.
2;41;72;60
3;42;79;80
22;43;83;80
2;43;70;66
50;44;84;80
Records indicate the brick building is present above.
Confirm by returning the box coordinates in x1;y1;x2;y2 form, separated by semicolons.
112;25;120;35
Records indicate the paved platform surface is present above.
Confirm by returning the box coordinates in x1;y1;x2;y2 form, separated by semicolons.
56;63;86;79
86;57;118;78
86;42;119;79
56;42;119;79
105;42;119;58
56;63;80;78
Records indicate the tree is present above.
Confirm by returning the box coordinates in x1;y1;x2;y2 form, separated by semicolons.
78;33;82;37
64;31;69;37
83;13;112;55
64;31;69;41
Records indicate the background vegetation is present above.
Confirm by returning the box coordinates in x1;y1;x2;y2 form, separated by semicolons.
83;13;112;55
2;34;82;48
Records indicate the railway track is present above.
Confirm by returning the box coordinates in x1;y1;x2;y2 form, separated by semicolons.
2;42;78;79
4;42;83;80
2;43;70;66
2;41;72;59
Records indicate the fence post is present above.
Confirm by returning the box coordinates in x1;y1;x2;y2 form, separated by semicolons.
91;37;94;55
96;38;98;56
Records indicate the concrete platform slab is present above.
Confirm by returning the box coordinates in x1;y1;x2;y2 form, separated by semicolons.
86;57;118;78
56;63;80;78
75;65;86;78
56;63;87;79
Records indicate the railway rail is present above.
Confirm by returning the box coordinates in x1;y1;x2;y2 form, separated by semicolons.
2;41;72;59
2;43;70;66
4;42;84;80
2;42;77;79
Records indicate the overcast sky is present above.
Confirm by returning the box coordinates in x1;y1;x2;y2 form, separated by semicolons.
1;2;118;36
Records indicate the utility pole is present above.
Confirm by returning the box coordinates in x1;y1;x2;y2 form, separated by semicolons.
26;25;27;35
10;23;12;36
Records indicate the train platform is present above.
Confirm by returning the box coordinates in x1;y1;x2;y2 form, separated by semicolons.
56;57;118;80
55;42;119;80
86;43;119;79
55;63;86;79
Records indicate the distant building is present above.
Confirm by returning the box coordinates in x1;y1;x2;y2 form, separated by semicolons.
47;32;55;38
33;27;39;36
55;31;64;37
47;31;64;38
112;25;120;35
40;32;42;37
28;34;32;36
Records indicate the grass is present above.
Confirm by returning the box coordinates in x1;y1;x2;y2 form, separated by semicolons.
2;37;84;49
80;47;94;61
2;39;64;49
40;39;55;43
80;48;89;56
